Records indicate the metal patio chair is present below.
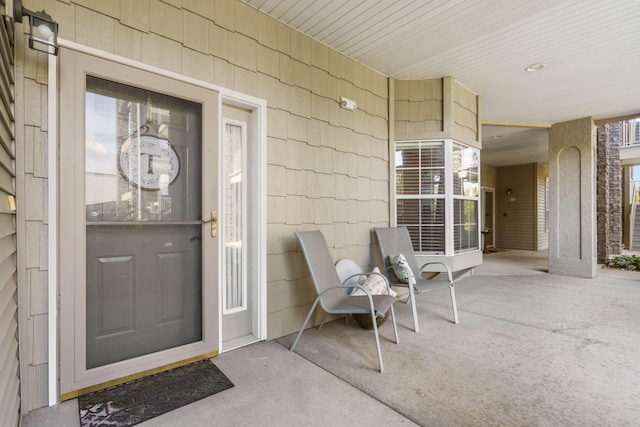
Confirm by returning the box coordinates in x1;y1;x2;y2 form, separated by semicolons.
375;227;459;332
290;230;399;373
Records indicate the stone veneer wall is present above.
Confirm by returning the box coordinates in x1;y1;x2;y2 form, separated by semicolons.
596;123;623;262
15;0;390;411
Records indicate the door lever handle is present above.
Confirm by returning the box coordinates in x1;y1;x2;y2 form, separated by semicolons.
201;210;217;238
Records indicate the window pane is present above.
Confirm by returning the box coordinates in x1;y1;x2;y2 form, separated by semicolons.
396;145;419;168
396;169;420;194
85;75;202;222
396;199;420;224
419;199;445;253
454;199;478;252
453;142;479;197
421;169;444;195
396;141;444;195
397;198;445;253
224;122;244;311
420;141;445;195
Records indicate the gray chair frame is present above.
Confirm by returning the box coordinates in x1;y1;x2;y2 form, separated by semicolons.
375;227;459;332
291;230;399;373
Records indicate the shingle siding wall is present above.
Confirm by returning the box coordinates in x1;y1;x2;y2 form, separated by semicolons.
14;5;51;415
16;0;390;411
393;77;480;148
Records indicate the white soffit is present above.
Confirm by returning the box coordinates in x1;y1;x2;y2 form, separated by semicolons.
243;0;640;164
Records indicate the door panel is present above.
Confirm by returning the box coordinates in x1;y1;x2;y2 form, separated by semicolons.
86;225;202;369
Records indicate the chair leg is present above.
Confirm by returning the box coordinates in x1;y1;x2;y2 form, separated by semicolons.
408;282;420;332
318;312;329;330
371;311;384;373
449;284;459;324
290;298;321;353
390;304;399;345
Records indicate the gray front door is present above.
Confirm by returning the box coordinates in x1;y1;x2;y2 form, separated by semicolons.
84;76;205;369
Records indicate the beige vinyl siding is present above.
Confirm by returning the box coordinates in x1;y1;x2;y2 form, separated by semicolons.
537;163;549;250
393;77;480;148
452;79;480;144
496;164;536;250
394;79;443;136
0;14;20;427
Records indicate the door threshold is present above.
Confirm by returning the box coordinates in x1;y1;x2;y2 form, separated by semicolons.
222;335;260;352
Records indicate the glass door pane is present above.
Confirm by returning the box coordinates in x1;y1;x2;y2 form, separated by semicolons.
223;122;245;312
85;76;203;369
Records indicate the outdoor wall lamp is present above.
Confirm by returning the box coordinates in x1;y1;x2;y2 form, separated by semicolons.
13;0;59;55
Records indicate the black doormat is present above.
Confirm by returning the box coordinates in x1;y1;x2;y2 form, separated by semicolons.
78;359;234;427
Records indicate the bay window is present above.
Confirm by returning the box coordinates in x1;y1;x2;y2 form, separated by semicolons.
395;139;480;255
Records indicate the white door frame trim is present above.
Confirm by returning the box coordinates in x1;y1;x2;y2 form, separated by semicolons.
481;186;496;249
47;53;59;407
47;39;267;405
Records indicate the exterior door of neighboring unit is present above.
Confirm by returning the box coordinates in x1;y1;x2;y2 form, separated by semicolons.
482;188;495;249
59;49;220;396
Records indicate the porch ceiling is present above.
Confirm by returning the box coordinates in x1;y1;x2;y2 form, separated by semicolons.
241;0;640;166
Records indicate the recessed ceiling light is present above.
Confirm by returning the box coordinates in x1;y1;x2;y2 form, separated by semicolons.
525;63;547;73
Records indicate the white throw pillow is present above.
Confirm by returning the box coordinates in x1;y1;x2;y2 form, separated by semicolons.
389;253;412;284
350;267;396;297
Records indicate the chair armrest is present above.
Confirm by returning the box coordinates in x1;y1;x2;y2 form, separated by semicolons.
419;261;453;283
320;285;387;317
318;284;366;296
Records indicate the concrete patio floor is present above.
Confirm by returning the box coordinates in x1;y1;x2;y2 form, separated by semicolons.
22;250;640;426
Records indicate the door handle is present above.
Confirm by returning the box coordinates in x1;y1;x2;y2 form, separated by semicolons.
200;210;217;238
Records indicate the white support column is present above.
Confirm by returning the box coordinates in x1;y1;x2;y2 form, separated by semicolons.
548;117;597;278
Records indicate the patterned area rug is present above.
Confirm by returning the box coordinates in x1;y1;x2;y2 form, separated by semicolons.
78;359;234;426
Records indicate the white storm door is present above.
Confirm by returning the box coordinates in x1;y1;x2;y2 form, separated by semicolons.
59;49;219;396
